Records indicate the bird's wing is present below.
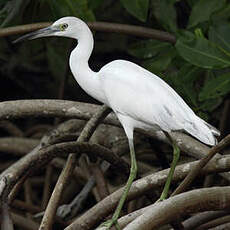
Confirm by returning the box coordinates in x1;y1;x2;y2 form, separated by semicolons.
98;60;219;145
99;60;195;132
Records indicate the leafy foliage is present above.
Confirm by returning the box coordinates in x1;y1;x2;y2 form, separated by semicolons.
48;0;95;21
1;0;230;121
187;0;226;28
199;72;230;100
151;0;177;32
120;0;149;22
209;24;230;54
175;34;230;69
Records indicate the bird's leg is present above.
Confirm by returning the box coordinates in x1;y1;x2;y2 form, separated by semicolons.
99;138;137;229
159;132;180;201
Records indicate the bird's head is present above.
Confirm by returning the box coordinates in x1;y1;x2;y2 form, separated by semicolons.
13;17;87;43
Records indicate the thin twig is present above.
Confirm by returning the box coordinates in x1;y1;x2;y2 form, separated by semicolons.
0;202;14;230
41;164;53;209
172;134;230;196
91;163;110;200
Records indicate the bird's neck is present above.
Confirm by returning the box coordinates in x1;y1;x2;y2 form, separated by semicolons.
69;28;105;103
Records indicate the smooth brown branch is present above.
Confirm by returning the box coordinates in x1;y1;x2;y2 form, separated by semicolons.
0;99;218;163
88;21;176;43
0;142;124;205
56;160;111;220
0;137;39;156
0;120;24;137
172;134;230;196
41;164;53;209
0;21;176;44
0;99;229;181
11;212;40;230
196;214;230;230
0;22;51;37
12;199;42;214
39;105;111;230
65;154;230;230
91;163;110;201
182;210;230;230
24;179;33;215
111;203;230;229
1;202;14;230
7;119;85;202
123;187;230;230
0;100;112;122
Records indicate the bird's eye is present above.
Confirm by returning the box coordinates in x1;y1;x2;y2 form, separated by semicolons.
60;23;68;31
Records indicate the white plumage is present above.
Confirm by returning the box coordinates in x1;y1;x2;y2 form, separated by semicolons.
99;59;219;145
15;16;220;229
63;16;219;146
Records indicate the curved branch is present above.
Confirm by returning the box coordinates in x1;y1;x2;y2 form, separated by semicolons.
0;21;176;44
0;137;39;156
172;134;230;196
65;155;230;230
88;22;176;43
0;100;110;122
0;141;127;203
39;105;111;230
196;214;230;230
183;210;230;230
0;99;227;170
123;187;230;230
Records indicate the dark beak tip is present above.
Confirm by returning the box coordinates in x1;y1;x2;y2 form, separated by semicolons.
12;26;55;44
12;35;30;44
12;38;20;44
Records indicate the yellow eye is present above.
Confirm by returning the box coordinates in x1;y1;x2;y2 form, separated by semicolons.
60;23;68;31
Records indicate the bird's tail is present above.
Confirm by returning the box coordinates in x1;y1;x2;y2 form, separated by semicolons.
184;116;220;146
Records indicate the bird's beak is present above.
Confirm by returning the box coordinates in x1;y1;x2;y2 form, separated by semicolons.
13;26;59;43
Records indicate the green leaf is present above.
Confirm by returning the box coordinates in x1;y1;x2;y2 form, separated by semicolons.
209;24;230;54
128;40;172;59
187;0;198;7
49;0;95;21
143;47;176;73
152;0;177;32
0;0;30;27
175;34;230;69
88;0;104;10
120;0;149;22
170;64;202;107
143;55;172;73
188;0;226;28
199;97;222;112
212;4;230;21
199;72;230;101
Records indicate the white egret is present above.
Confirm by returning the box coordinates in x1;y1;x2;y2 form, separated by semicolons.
14;17;220;229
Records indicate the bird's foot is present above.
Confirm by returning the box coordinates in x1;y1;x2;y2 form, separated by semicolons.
98;218;121;230
158;197;165;202
155;195;167;203
159;194;167;201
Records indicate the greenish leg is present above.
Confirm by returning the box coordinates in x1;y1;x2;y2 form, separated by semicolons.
99;138;137;229
159;133;180;201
